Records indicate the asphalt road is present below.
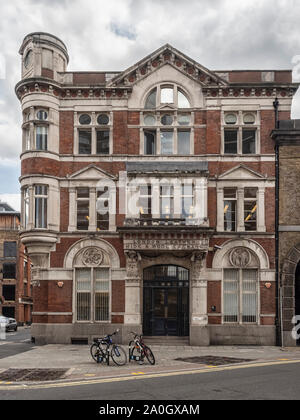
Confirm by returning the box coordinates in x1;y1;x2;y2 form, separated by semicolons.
0;327;33;359
1;361;300;401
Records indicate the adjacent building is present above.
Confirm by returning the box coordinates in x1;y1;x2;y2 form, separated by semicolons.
0;201;32;324
272;120;300;346
16;32;299;345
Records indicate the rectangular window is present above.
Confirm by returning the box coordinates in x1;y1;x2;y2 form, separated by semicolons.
244;188;257;231
24;188;30;229
95;268;110;321
4;242;17;258
160;131;173;155
24;128;31;150
96;130;109;154
242;129;256;154
223;269;239;323
178;130;190;155
224;130;238;154
36;126;48;150
242;270;257;323
96;188;109;231
224;269;258;324
76;268;110;322
139;185;152;218
160;185;174;218
77;188;90;231
34;185;48;229
144;130;156;155
181;184;194;218
76;268;91;321
224;188;237;232
2;285;15;302
3;263;16;279
78;130;92;154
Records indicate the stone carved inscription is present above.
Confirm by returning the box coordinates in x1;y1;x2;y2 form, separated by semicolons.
125;239;209;251
82;248;103;267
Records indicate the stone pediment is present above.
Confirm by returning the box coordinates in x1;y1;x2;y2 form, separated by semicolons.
218;165;265;180
108;44;228;88
69;165;116;180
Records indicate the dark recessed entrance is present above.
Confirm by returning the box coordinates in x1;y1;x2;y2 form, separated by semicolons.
295;263;300;346
143;265;189;337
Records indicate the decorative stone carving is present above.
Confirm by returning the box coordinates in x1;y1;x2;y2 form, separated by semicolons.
191;251;207;284
125;251;141;282
82;248;103;267
229;248;251;268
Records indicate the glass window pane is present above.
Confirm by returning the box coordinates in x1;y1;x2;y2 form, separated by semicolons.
178;91;190;108
36;126;48;150
77;188;89;199
244;201;257;231
224;188;237;199
96;131;109;154
242;270;257;323
224;269;239;323
242;130;256;154
145;89;157;109
224;201;236;232
77;200;89;230
79;114;91;125
224;130;238;154
97;114;109;125
160;131;173;155
178;130;190;155
144;115;156;126
178;114;191;126
97;187;109;231
161;114;173;126
79;131;91;154
35;197;47;228
144;131;156;155
161;88;174;104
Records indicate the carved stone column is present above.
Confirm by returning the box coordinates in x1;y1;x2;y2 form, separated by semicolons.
190;251;210;346
124;251;142;325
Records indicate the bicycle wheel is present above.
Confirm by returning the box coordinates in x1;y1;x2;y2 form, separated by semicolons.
111;344;127;366
90;343;100;362
143;346;155;365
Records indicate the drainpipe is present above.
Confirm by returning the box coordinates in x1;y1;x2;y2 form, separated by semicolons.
273;98;281;346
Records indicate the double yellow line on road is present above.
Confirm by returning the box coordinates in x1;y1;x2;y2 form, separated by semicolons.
1;359;300;391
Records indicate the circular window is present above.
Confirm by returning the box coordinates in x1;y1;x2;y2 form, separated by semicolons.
36;110;48;121
161;114;173;126
225;113;237;125
243;113;256;124
97;114;109;125
24;50;33;69
178;114;191;126
144;115;156;126
79;114;91;125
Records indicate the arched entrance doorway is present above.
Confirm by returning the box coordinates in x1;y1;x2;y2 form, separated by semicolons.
143;265;189;337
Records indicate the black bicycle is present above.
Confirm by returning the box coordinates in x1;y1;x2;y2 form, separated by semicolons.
128;332;155;365
90;330;127;366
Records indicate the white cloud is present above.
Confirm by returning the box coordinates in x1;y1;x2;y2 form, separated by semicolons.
0;0;299;183
0;194;21;212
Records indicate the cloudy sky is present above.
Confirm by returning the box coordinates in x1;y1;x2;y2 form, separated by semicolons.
1;0;300;211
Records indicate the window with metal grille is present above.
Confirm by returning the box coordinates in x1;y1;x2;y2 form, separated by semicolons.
75;267;110;322
223;268;258;324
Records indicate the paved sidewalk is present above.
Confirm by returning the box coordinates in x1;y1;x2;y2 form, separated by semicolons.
1;340;300;383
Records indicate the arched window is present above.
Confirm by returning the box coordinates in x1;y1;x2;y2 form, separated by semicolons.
143;84;192;156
